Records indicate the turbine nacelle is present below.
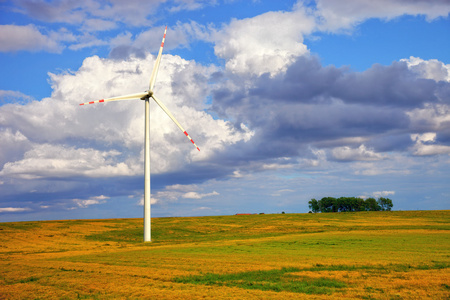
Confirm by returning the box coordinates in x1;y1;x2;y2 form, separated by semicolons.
141;91;153;100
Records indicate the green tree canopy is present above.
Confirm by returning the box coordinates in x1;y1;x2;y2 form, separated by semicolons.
309;197;394;213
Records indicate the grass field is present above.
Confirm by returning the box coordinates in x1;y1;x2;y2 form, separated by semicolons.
1;211;449;299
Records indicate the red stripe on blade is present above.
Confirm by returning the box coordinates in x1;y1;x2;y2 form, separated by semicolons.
184;131;188;136
197;147;200;151
79;103;84;106
89;101;95;104
161;42;164;47
99;99;105;102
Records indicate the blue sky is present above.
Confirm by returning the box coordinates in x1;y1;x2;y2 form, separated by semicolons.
0;0;449;222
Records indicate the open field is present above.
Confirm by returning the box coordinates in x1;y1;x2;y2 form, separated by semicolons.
1;211;449;299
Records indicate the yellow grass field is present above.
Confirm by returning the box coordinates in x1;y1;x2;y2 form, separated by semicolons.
1;211;449;299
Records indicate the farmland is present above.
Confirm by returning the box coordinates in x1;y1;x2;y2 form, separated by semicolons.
1;210;449;299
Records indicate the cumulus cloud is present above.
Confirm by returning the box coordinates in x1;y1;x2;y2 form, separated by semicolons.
1;50;448;216
206;0;450;77
208;54;450;180
0;51;252;210
212;6;315;76
407;103;450;133
2;1;450;218
401;56;450;82
2;52;251;167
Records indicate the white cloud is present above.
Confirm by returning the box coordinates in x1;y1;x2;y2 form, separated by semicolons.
230;170;244;178
0;144;137;179
212;6;315;76
0;128;30;168
143;184;219;204
206;1;450;78
7;3;209;53
401;56;450;82
194;206;212;211
407;102;450;136
14;0;147;27
331;145;385;161
138;184;199;206
2;1;450;219
262;163;293;170
74;195;109;208
411;132;437;143
0;24;61;53
13;0;86;24
138;195;159;206
0;52;253;184
0;207;32;213
14;0;215;29
410;133;450;156
413;145;450;156
182;191;219;199
315;0;450;32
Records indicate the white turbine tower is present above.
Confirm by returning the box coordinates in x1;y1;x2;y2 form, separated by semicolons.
80;26;200;242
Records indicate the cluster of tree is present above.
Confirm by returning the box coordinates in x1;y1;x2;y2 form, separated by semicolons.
308;197;393;213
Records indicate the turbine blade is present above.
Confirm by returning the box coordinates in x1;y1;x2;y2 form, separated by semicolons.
152;94;200;151
79;92;148;106
149;26;167;92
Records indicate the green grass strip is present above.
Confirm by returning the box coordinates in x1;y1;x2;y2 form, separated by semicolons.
174;267;346;295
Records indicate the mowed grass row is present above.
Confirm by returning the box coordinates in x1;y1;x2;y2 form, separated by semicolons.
0;211;449;299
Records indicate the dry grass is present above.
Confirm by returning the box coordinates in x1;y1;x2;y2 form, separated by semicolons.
0;211;449;299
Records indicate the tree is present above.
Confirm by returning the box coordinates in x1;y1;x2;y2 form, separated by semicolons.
308;199;320;213
309;196;393;213
378;197;393;211
354;198;366;211
319;197;336;213
364;197;382;211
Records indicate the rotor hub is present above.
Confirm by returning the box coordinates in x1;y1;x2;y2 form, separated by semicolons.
141;91;153;100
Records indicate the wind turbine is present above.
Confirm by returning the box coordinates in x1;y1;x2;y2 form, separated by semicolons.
80;26;200;242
